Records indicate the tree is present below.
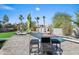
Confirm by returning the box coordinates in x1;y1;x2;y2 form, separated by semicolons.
31;21;37;31
3;15;9;23
43;16;46;32
27;13;32;33
0;21;2;28
0;21;2;24
19;15;24;23
19;15;24;32
53;13;63;28
53;13;73;35
35;17;40;32
3;15;9;28
35;17;40;26
72;12;79;27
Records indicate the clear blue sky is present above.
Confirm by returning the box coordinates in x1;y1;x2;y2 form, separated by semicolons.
0;4;79;25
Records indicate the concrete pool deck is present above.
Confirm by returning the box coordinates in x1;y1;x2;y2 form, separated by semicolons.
0;34;79;55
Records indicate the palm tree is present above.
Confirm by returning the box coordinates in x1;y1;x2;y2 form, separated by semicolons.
19;15;24;23
72;12;79;27
43;16;46;32
19;15;24;32
71;11;79;35
53;13;63;28
35;17;40;32
53;12;72;35
27;13;31;33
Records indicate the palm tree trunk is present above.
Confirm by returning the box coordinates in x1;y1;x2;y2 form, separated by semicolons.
37;21;39;32
43;19;46;33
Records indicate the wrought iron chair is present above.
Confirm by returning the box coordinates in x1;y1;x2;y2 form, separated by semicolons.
29;39;39;55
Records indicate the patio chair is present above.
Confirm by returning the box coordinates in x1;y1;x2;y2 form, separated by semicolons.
41;36;63;55
51;38;61;51
29;39;39;55
50;36;64;55
41;37;53;55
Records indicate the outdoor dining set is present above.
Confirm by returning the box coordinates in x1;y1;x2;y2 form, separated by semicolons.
29;33;64;55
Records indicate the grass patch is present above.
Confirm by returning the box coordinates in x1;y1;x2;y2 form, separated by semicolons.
0;32;15;38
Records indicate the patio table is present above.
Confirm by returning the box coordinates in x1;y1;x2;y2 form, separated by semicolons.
41;36;65;55
31;32;65;54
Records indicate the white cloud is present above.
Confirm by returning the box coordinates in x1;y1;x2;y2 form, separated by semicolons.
36;7;40;11
0;5;15;11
